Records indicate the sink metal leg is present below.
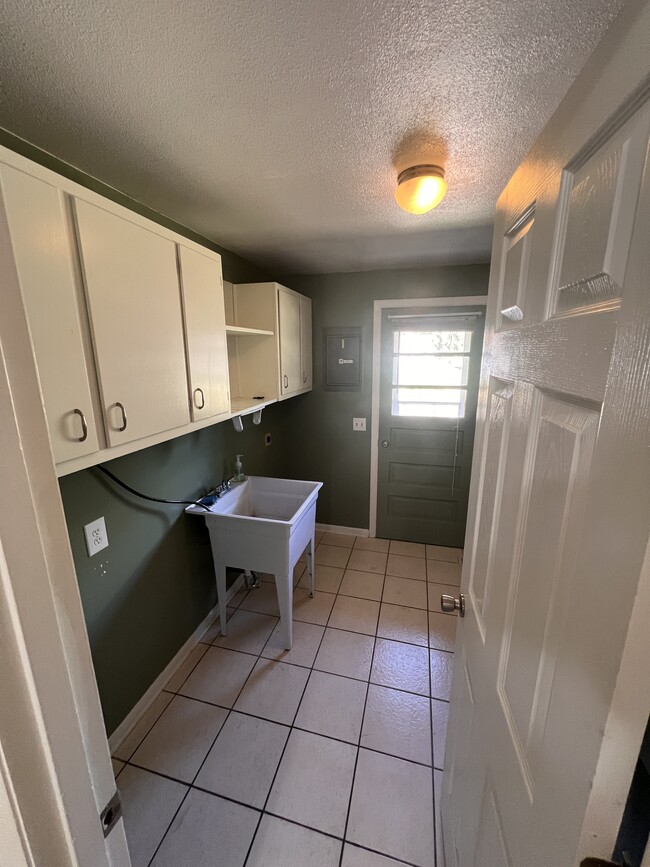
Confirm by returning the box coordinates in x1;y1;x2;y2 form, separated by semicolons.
307;536;315;598
275;574;293;650
216;564;228;638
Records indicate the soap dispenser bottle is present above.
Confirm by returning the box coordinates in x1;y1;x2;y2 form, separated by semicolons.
234;454;246;482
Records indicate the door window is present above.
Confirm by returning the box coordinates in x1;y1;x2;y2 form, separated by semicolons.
391;329;473;418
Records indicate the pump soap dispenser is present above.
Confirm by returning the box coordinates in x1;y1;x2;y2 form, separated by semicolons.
234;455;246;482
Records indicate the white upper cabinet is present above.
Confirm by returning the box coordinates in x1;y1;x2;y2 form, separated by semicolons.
0;164;100;463
299;295;313;391
228;282;312;409
178;245;230;421
278;287;302;396
74;199;190;446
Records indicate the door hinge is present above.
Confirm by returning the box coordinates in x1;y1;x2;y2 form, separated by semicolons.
100;790;122;838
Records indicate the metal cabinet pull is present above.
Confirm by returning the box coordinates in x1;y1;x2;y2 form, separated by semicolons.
194;387;205;409
381;440;390;448
303;372;307;383
115;402;128;431
73;408;88;442
284;374;289;388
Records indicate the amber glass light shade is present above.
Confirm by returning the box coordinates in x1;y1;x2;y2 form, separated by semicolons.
394;165;447;214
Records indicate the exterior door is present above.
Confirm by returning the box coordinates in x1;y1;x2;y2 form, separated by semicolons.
376;307;484;546
441;71;650;867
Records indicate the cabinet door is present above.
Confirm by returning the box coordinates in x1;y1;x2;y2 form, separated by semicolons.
0;165;99;462
278;288;301;396
299;295;313;390
74;199;190;446
178;245;230;421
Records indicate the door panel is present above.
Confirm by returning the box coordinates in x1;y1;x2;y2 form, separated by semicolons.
442;86;650;867
473;778;513;867
376;308;485;546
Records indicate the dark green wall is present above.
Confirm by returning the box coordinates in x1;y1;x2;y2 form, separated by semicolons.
58;401;290;736
282;266;490;529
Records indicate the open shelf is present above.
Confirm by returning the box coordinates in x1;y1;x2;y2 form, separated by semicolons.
225;325;274;337
230;397;276;416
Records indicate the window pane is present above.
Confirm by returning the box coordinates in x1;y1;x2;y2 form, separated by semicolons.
394;354;469;387
396;330;472;353
392;388;467;418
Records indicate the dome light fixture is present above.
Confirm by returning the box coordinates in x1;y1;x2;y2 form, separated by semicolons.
394;164;447;214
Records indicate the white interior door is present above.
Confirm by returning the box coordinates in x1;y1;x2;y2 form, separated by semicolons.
441;80;650;867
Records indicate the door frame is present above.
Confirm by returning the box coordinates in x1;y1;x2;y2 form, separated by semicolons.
0;187;130;864
369;295;488;538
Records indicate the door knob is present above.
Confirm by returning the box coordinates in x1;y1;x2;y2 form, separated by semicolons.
381;440;390;448
441;593;465;617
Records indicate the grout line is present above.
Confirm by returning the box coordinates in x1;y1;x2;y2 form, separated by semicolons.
336;581;380;867
125;535;454;866
242;545;341;867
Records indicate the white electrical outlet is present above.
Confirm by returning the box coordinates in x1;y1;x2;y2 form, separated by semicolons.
353;417;367;431
84;517;109;557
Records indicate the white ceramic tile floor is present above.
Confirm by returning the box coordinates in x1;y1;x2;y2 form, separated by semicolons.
114;533;457;867
339;569;385;601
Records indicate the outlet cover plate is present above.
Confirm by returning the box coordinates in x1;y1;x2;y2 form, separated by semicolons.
84;517;109;557
353;417;367;431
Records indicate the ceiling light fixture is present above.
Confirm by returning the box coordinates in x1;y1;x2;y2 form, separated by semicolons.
394;164;447;214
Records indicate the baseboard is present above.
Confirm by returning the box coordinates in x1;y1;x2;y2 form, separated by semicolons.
108;573;245;753
316;523;369;537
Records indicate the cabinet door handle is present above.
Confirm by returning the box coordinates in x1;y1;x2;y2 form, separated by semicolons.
194;387;205;409
303;372;307;383
284;375;288;389
73;408;88;442
115;402;128;432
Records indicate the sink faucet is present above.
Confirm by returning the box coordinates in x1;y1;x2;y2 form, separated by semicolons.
213;479;232;498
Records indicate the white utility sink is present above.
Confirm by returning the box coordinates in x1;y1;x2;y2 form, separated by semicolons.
186;476;323;650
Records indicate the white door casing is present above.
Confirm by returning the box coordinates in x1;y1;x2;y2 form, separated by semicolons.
0;183;130;865
442;5;650;864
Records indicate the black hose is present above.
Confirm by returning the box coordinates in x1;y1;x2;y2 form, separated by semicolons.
96;465;212;511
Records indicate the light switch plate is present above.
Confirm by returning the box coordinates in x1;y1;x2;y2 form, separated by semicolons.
353;417;367;431
84;517;109;557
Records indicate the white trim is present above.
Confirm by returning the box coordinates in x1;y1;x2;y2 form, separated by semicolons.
369;295;488;537
315;523;369;537
107;574;244;753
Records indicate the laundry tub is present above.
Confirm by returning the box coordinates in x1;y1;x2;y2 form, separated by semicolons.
186;476;323;650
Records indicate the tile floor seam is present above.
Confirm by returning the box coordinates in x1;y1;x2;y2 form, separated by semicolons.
145;571;318;867
243;560;341;866
119;536;455;866
144;610;276;866
336;582;381;867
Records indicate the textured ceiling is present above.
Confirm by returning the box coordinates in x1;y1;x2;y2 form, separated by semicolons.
0;0;625;274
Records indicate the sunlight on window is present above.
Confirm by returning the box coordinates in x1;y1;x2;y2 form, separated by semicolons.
391;330;471;418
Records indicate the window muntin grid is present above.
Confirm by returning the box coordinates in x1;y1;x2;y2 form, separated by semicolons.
391;330;472;418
